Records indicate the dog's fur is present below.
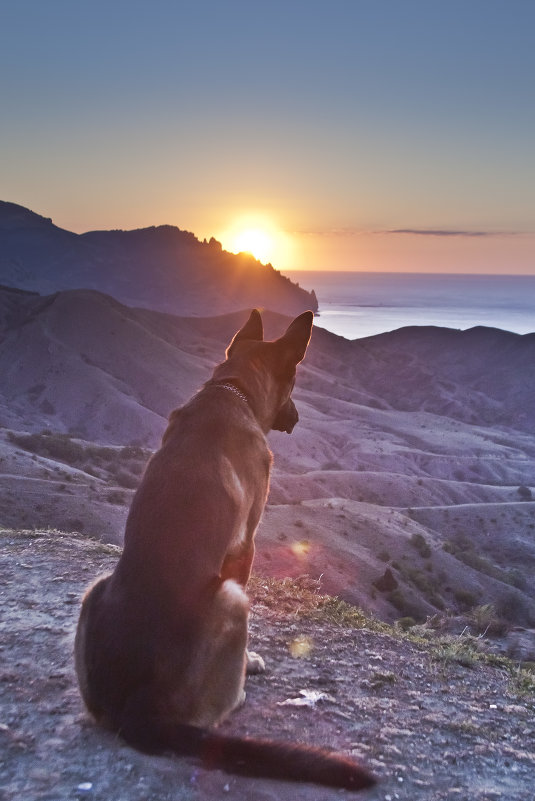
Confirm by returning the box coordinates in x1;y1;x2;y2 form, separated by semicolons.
74;310;375;791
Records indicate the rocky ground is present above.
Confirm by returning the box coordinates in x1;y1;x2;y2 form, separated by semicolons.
1;529;534;801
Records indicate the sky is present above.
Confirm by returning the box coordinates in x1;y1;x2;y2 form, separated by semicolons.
1;0;534;274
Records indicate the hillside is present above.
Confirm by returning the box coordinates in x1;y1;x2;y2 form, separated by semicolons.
0;285;534;628
1;529;534;801
0;201;317;316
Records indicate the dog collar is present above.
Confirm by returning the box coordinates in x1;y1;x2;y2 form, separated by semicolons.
217;383;249;405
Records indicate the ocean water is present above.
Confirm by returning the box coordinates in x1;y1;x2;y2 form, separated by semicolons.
286;271;535;340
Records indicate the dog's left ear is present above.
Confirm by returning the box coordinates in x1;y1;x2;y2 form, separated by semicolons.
277;311;314;365
226;309;264;356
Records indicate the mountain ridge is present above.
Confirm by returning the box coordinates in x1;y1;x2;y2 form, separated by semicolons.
0;200;317;317
1;285;533;440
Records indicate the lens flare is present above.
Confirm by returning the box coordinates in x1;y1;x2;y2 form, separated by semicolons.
289;634;314;658
290;540;312;559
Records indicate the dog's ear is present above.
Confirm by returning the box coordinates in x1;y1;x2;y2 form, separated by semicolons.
226;309;264;356
277;311;313;365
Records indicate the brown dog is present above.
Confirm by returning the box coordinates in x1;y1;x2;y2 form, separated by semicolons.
74;309;374;791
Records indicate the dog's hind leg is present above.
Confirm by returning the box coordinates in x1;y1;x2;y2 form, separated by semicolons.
187;579;250;727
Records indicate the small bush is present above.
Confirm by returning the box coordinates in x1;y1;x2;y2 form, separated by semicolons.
114;470;139;489
389;588;411;615
107;490;127;505
409;532;431;558
468;604;507;636
509;666;535;696
455;589;478;609
433;636;480;668
321;461;343;471
8;431;85;463
396;617;417;631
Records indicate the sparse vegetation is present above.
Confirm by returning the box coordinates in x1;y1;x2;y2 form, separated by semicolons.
517;485;533;501
388;587;419;618
321;460;343;471
468;603;507;635
508;665;535;696
409;531;432;558
396;616;417;630
455;588;479;609
368;670;397;688
432;635;481;669
443;537;528;593
7;430;151;491
249;575;390;633
107;490;127;505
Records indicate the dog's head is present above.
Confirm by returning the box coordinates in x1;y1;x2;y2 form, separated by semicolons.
211;309;313;434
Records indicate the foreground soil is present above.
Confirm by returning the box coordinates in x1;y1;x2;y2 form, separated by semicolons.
1;530;534;801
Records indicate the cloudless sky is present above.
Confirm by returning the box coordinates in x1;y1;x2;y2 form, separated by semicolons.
1;0;534;273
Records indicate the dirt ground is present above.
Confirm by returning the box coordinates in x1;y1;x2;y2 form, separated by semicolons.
1;529;534;801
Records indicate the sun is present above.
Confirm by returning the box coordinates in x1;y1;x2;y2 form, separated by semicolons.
217;214;296;269
232;227;274;263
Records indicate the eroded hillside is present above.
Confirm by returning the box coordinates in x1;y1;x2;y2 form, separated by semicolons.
0;286;534;626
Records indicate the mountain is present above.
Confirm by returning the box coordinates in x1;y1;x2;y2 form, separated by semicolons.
1;285;533;442
0;201;317;316
1;285;534;628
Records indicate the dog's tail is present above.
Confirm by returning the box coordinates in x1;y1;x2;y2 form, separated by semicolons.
121;720;375;792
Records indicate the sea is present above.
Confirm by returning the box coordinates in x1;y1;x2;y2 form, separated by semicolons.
285;271;535;341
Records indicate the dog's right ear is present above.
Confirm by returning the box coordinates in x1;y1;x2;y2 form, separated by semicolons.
277;310;314;366
226;309;264;356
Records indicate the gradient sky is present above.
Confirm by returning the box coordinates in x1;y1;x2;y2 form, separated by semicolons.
2;0;534;273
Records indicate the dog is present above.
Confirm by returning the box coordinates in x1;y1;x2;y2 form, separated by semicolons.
74;309;375;791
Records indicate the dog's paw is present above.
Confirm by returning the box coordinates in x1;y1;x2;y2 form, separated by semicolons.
246;650;266;674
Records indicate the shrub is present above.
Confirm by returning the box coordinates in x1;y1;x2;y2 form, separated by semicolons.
468;604;507;636
8;431;85;463
455;589;478;609
409;532;431;558
396;617;416;631
107;490;126;505
389;588;412;616
321;461;343;471
407;568;433;594
433;636;480;668
114;470;139;489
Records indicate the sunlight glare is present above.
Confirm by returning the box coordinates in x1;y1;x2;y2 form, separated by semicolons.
233;227;273;263
218;214;295;269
